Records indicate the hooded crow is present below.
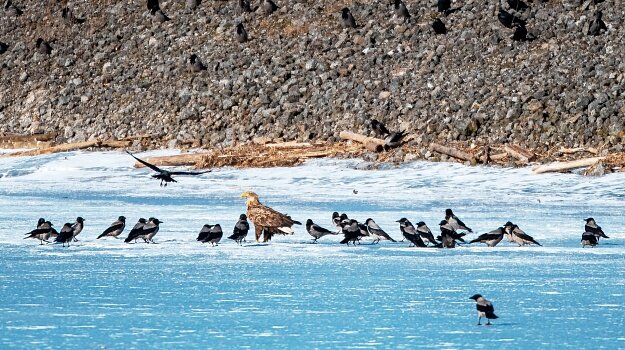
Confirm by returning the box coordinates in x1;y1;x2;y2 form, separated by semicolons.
124;218;147;243
432;18;447;35
228;214;249;245
470;227;505;247
581;232;598;247
71;217;85;242
365;218;396;243
24;221;55;245
469;294;498;325
97;216;126;239
370;119;406;149
151;7;170;22
0;42;7;54
588;11;607;36
261;0;278;16
197;224;213;242
498;9;525;28
332;212;342;231
340;219;364;245
55;223;74;247
36;38;52;55
127;151;210;186
340;7;357;28
189;54;207;72
201;224;223;246
384;131;407;150
236;23;248;43
370;119;390;137
394;0;410;20
503;222;541;246
438;220;465;248
445;209;472;232
4;0;22;16
62;7;85;25
36;217;46;229
584;218;609;241
306;219;337;243
143;218;162;243
396;218;427;247
416;221;439;246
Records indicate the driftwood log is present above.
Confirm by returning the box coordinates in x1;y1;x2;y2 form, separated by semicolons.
532;157;604;174
339;131;385;152
0;132;57;149
2;140;131;157
429;143;475;162
504;144;534;163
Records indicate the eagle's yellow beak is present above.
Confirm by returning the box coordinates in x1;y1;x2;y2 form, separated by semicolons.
240;192;248;198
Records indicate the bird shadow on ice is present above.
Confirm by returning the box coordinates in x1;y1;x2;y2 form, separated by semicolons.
243;243;270;247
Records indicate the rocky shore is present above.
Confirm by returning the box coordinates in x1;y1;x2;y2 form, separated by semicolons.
1;0;624;156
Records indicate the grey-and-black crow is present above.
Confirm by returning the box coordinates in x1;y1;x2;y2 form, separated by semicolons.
469;294;498;325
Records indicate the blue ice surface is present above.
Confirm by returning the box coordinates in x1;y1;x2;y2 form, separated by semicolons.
0;151;624;349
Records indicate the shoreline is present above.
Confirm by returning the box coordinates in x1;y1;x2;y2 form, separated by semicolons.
0;132;621;175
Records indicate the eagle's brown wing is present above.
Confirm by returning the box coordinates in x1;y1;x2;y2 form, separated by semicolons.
247;204;300;228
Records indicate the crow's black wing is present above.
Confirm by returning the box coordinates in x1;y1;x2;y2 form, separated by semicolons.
313;223;334;234
126;151;164;173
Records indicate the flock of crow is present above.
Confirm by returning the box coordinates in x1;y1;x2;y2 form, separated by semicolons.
0;0;609;61
23;209;609;249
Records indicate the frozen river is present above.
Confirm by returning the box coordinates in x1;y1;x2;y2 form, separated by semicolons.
0;151;623;349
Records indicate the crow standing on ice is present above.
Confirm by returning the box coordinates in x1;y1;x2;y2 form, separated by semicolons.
126;151;210;186
581;231;598;247
201;224;223;246
340;219;364;245
416;221;439;246
470;227;505;247
438;220;465;248
124;218;147;243
445;209;472;232
306;219;338;243
55;223;75;247
469;294;498;325
24;220;55;245
228;214;250;245
584;217;609;242
365;218;396;243
71;217;85;242
396;218;427;247
503;222;541;246
97;216;126;239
